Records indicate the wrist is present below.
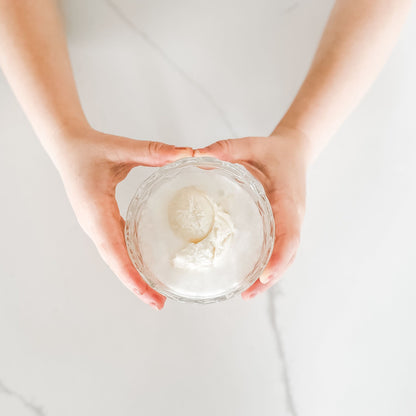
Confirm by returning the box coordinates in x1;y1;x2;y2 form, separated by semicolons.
38;118;94;167
39;114;92;141
270;123;316;167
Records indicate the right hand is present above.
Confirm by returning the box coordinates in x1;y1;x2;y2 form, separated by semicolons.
195;126;310;299
51;126;192;310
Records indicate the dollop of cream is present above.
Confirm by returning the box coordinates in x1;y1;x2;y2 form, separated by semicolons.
168;186;234;270
168;187;215;243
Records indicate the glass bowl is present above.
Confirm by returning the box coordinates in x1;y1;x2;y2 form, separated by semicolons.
125;157;275;304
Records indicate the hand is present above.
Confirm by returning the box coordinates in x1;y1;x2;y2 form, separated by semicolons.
195;126;311;299
52;126;192;310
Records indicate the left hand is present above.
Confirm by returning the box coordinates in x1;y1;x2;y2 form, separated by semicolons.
53;126;192;310
194;126;311;299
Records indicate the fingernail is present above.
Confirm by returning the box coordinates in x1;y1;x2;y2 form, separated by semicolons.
260;275;272;284
133;287;145;296
149;302;160;311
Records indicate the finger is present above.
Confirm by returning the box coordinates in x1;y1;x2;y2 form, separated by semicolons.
83;196;166;310
242;197;301;299
241;233;298;299
193;139;236;161
121;139;193;167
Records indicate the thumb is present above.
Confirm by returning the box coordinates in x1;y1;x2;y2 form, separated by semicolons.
194;139;234;162
124;139;193;167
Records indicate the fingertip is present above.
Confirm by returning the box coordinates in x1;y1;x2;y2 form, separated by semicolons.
158;296;166;309
148;291;166;310
260;274;273;284
242;291;258;300
149;300;166;311
173;146;193;158
144;295;165;311
132;287;146;297
149;302;159;311
131;283;163;307
162;147;192;164
241;292;250;301
241;287;256;300
193;149;206;157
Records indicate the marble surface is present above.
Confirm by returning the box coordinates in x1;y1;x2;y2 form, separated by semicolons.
1;0;415;415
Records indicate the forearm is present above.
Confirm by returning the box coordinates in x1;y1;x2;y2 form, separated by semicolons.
0;0;88;158
274;0;412;163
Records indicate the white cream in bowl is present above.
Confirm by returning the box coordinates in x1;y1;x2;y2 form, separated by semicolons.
168;186;235;270
125;157;275;303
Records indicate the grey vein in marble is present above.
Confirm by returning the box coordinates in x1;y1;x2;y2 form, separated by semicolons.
267;288;298;416
105;0;237;138
282;2;300;14
0;379;45;416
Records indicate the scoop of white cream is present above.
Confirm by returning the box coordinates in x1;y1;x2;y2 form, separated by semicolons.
168;186;234;270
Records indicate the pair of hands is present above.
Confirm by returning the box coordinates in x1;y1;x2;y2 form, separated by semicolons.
55;126;310;310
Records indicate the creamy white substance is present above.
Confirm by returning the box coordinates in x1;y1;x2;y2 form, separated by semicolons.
168;187;235;270
136;168;263;298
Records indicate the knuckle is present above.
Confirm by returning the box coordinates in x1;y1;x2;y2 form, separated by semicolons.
219;139;233;154
147;141;166;158
210;139;232;157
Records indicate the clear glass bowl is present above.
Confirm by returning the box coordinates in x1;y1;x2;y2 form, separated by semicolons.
125;157;275;304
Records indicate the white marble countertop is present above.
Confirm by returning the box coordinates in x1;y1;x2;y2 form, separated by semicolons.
1;1;415;415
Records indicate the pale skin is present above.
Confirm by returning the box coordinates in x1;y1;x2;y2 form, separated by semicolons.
0;0;411;309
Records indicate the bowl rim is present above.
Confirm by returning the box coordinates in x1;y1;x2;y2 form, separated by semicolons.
124;156;275;304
